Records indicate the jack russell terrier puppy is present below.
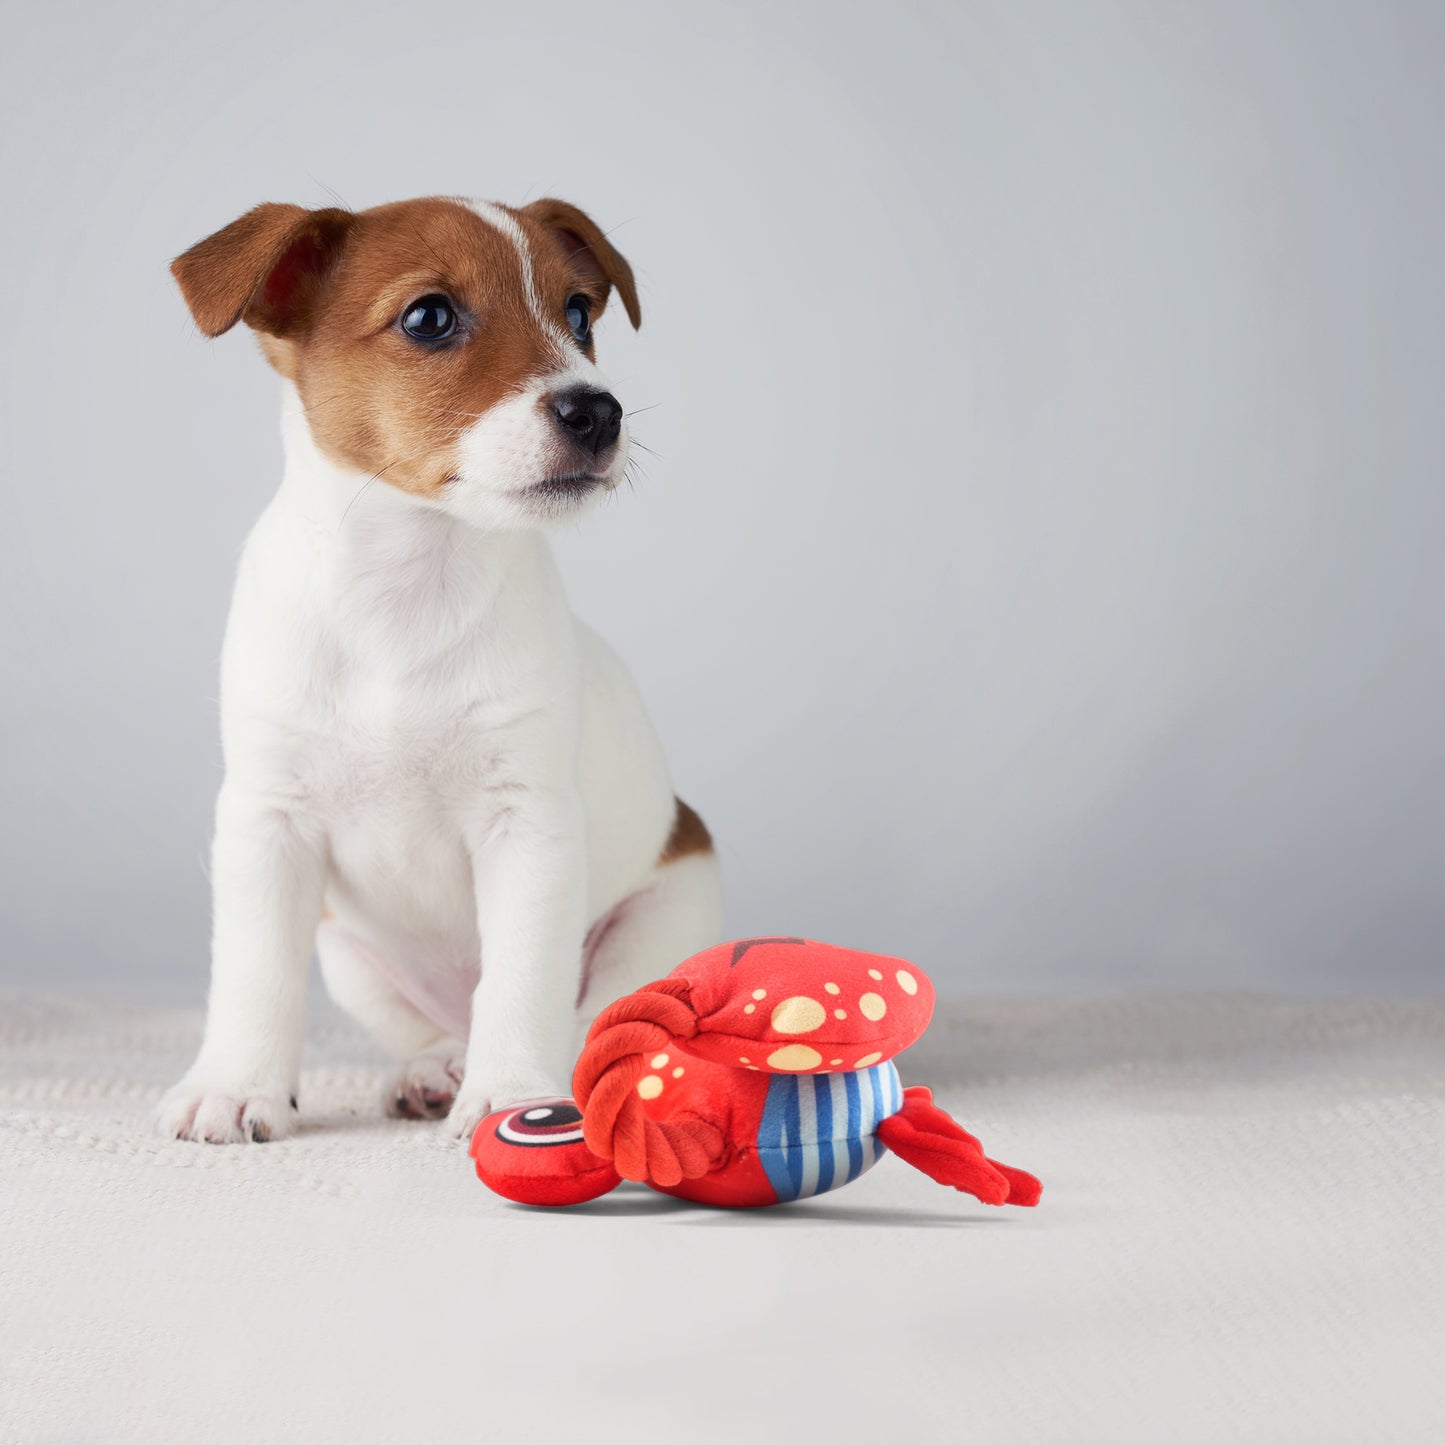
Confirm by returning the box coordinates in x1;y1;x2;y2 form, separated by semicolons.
158;196;723;1145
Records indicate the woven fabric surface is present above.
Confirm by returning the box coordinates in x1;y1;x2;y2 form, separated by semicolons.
2;991;1440;1444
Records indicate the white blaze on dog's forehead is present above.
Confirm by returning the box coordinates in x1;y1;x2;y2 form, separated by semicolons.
467;198;549;328
441;207;631;526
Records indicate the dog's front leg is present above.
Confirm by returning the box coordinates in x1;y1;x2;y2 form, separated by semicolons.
447;788;588;1139
158;788;326;1143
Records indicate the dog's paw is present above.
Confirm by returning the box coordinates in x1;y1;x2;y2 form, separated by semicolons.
158;1075;296;1144
446;1074;563;1144
385;1042;465;1120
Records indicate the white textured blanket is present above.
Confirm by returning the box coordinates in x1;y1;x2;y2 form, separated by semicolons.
2;992;1440;1444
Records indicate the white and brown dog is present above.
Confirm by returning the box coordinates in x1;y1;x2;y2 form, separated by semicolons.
158;196;722;1144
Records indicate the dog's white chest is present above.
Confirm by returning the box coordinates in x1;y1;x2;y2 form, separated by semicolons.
225;511;557;947
290;649;515;944
322;735;472;926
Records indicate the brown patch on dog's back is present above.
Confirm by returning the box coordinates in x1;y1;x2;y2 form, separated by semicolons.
659;797;713;865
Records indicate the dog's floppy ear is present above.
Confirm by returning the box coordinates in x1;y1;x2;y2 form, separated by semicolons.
522;198;641;330
171;203;355;339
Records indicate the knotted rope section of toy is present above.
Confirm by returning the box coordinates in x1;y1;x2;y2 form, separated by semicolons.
572;978;722;1189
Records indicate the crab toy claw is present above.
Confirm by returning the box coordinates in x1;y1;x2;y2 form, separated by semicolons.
876;1086;1042;1207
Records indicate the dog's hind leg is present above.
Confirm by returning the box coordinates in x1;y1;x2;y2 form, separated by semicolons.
316;921;468;1120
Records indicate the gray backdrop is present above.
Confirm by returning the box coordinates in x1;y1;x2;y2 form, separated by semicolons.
1;0;1440;1000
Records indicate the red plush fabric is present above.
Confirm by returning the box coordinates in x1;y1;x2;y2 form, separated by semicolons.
670;936;934;1076
569;938;935;1189
638;1059;779;1207
876;1087;1042;1207
469;1098;621;1206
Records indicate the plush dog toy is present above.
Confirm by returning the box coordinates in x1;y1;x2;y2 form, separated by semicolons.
470;937;1041;1210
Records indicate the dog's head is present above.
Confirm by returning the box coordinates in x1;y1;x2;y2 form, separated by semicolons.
172;196;641;529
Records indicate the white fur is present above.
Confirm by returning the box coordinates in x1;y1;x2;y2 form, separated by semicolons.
449;363;626;532
158;361;722;1145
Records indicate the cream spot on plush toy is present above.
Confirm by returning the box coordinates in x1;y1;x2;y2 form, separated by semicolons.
743;1003;756;1014
637;1075;664;1100
855;1051;883;1068
824;982;840;995
751;989;767;1000
739;1056;750;1064
651;1053;669;1069
830;1058;843;1066
834;1008;847;1020
896;969;918;995
672;1066;685;1079
867;969;883;980
771;996;826;1034
767;1044;824;1071
860;993;887;1021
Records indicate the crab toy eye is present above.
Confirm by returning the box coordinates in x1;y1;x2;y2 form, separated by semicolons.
494;1101;585;1147
470;1096;621;1206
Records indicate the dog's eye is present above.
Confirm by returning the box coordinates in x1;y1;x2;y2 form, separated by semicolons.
401;294;457;342
565;294;591;345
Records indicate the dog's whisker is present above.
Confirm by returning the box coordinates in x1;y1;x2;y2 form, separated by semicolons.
338;472;384;529
336;435;454;531
306;175;353;212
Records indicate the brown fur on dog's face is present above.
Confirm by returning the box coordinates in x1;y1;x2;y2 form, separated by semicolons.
172;196;639;521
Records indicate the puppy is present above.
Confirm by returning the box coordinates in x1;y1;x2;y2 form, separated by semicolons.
158;196;723;1143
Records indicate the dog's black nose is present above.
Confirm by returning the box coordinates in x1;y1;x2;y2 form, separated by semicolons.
550;386;623;457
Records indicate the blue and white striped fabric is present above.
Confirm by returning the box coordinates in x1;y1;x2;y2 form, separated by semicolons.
754;1062;904;1203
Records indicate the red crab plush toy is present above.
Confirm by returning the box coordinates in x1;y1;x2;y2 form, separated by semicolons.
470;937;1041;1210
